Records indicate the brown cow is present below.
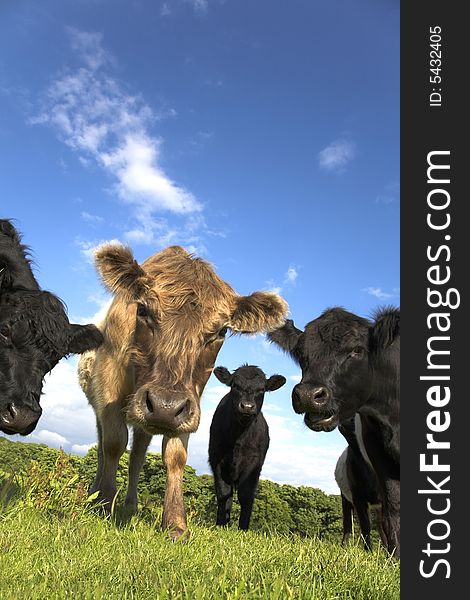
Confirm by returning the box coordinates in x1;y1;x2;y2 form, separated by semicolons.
78;243;288;539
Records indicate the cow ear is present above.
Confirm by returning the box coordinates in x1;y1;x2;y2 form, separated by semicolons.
95;244;150;302
213;366;233;386
229;292;288;333
67;324;104;355
0;265;11;290
265;375;286;392
370;307;400;351
267;319;303;355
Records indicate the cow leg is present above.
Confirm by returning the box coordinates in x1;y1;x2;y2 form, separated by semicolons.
341;493;353;546
381;479;400;558
374;505;389;548
124;426;152;512
213;466;233;526
161;433;189;541
92;403;128;511
89;417;104;495
237;470;260;531
354;497;373;551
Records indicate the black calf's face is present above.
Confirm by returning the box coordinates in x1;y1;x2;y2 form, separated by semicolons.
0;291;103;435
214;365;286;423
269;309;373;432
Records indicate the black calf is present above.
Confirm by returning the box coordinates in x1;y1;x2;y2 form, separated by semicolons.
0;219;104;435
208;365;286;530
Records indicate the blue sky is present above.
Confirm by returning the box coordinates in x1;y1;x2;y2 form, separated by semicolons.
0;0;399;493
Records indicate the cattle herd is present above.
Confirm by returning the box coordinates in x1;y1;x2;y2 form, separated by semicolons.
0;219;400;558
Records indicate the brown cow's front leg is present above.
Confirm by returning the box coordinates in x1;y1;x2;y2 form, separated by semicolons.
125;426;152;512
161;433;189;541
93;402;128;511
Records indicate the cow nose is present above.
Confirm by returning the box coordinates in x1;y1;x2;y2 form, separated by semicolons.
144;391;190;429
239;401;256;414
311;386;331;406
292;383;331;413
0;400;42;435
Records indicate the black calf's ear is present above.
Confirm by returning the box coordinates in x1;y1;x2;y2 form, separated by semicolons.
267;319;303;355
266;375;287;392
67;324;104;355
213;366;233;386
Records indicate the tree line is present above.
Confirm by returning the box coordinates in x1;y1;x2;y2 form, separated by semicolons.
0;436;343;540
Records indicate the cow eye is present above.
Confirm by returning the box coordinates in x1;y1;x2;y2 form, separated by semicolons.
136;303;149;319
218;327;228;338
350;346;365;358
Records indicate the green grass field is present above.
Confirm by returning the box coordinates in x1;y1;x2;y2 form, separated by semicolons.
0;507;399;600
0;448;399;599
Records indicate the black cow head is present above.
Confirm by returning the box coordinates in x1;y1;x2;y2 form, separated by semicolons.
214;365;286;424
0;290;103;435
268;307;400;432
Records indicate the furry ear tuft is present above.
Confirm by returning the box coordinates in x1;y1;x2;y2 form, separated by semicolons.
95;244;150;302
230;292;288;333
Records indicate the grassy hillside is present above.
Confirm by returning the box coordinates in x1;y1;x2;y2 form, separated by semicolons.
0;439;399;599
0;508;399;599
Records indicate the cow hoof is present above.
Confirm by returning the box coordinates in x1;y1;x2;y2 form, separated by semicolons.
167;527;190;543
123;499;138;514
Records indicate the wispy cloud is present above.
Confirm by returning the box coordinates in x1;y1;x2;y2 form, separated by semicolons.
75;238;121;263
363;286;396;300
376;180;400;204
266;264;300;295
30;28;202;227
161;3;171;17
284;265;298;285
81;211;104;225
318;139;356;172
185;0;209;14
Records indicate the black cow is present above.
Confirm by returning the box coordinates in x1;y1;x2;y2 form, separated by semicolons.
268;307;400;557
208;365;286;530
335;416;386;550
0;219;104;435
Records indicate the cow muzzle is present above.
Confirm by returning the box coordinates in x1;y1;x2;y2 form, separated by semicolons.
0;395;42;435
238;400;257;416
143;390;191;430
292;383;331;413
292;383;338;432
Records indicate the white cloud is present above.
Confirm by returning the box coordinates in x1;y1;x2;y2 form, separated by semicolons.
71;443;96;455
67;27;112;71
29;429;69;449
31;28;201;223
75;238;121;263
265;264;300;297
284;265;298;285
363;286;395;300
81;211;104;225
185;0;208;14
318;139;356;172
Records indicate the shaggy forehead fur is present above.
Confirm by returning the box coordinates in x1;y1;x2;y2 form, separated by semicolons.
304;307;371;350
97;245;288;384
